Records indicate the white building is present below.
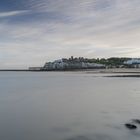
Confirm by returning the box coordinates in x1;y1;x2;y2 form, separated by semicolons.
29;67;42;71
43;59;105;70
124;58;140;65
124;58;140;68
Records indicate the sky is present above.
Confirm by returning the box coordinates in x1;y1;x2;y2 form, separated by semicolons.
0;0;140;68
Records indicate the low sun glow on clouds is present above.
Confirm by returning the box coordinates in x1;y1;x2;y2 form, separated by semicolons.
0;0;140;68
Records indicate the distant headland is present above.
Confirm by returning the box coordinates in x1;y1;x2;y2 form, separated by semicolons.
0;56;140;72
29;56;140;71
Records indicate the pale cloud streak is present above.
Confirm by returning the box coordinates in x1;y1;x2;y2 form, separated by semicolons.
0;10;29;18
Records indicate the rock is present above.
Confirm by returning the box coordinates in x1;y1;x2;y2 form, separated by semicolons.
132;119;140;124
125;123;137;129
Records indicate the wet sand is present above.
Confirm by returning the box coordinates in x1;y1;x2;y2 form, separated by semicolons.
86;68;140;74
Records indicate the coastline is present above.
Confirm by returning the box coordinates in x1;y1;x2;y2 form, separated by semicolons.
0;68;140;73
86;68;140;73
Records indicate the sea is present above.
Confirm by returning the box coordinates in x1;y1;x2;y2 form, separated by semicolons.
0;71;140;140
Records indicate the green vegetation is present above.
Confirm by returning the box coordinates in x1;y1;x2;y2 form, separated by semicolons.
97;57;130;66
67;57;130;67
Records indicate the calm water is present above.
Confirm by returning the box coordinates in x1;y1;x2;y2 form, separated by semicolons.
0;72;140;140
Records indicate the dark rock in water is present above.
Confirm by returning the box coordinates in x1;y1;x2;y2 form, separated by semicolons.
125;123;137;129
132;119;140;124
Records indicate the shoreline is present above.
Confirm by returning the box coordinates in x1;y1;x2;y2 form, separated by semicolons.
0;68;140;73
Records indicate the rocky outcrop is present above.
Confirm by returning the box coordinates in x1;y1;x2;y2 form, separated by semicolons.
125;119;140;130
125;123;137;129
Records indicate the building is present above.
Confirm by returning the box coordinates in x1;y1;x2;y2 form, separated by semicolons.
29;67;42;71
124;58;140;68
43;57;105;70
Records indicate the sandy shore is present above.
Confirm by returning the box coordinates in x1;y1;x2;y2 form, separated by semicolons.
85;68;140;74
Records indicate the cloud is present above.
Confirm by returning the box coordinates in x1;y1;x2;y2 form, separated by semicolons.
0;0;140;68
0;10;29;18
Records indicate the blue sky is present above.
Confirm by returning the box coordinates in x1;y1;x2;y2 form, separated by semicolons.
0;0;140;68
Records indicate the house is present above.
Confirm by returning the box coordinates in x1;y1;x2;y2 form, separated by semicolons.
29;67;42;71
124;58;140;68
43;57;105;70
